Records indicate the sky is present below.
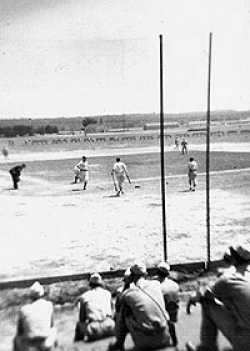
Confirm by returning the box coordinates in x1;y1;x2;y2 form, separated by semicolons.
0;0;250;119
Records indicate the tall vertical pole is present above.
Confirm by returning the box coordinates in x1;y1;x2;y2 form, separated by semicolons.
159;35;167;261
206;33;212;269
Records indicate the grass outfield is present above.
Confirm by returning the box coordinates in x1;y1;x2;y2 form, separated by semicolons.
1;150;250;188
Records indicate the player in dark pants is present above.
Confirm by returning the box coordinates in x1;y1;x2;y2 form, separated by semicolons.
181;138;188;154
9;164;26;189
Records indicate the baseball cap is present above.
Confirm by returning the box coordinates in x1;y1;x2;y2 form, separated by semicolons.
157;261;170;274
30;281;44;298
130;263;147;276
89;273;104;287
229;245;250;263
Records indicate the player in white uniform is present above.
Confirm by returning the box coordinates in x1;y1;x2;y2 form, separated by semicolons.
111;158;131;196
74;156;89;190
174;137;179;151
188;157;198;191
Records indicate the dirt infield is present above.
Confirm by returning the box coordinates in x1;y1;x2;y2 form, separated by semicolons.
0;142;250;281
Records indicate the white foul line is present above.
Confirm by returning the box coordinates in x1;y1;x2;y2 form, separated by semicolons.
133;167;250;183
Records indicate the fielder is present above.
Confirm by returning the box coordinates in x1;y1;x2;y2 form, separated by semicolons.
74;156;89;190
181;138;188;154
188;157;198;191
111;157;131;196
174;136;179;151
2;146;9;158
9;164;26;190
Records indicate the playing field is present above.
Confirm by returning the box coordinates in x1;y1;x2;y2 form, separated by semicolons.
1;143;250;281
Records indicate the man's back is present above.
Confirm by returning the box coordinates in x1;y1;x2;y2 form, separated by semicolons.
120;279;168;333
19;299;53;338
212;272;250;329
80;287;112;322
161;277;179;303
10;165;22;176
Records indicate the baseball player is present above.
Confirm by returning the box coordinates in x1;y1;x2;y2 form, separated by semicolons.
188;157;198;191
74;156;89;190
174;137;179;151
2;146;9;158
181;138;188;154
9;164;26;190
111;157;131;196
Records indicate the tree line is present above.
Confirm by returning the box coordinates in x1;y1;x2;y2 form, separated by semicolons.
0;124;59;137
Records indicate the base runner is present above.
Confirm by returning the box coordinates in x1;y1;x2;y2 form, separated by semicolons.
188;157;198;191
111;157;131;196
74;156;89;190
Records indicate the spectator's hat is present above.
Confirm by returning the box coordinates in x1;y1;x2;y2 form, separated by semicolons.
89;273;104;287
223;247;233;264
123;267;131;279
228;245;250;264
130;262;147;276
124;267;131;277
30;281;44;298
157;261;170;274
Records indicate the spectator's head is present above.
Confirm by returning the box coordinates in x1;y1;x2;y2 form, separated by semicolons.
224;245;250;268
189;157;194;162
123;267;132;285
82;156;87;161
29;281;44;300
89;273;104;288
130;262;147;282
21;163;26;169
116;157;121;162
157;261;170;280
223;247;233;265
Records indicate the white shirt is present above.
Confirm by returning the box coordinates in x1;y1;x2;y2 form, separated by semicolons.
76;160;89;171
188;160;198;172
112;162;127;177
79;287;113;321
19;299;53;338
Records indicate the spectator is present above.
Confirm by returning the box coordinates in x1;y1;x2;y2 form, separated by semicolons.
9;163;26;190
156;262;180;346
74;273;115;342
113;267;134;313
13;281;57;351
109;263;170;350
186;245;250;351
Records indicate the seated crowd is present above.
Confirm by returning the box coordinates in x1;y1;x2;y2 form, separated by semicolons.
13;244;250;351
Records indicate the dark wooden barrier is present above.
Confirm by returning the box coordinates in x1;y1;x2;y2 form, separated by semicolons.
0;259;224;290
